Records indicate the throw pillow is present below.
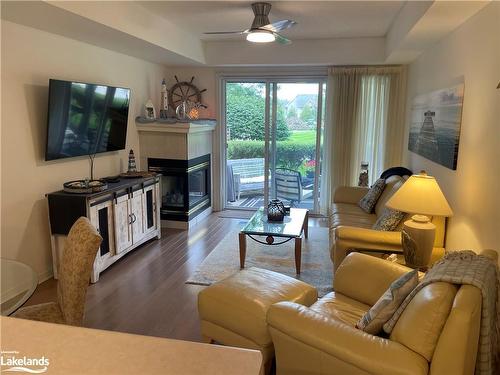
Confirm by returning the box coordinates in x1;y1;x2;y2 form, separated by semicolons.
372;208;406;231
358;178;385;213
356;269;418;335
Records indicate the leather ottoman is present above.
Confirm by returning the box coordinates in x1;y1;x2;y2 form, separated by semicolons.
198;267;318;367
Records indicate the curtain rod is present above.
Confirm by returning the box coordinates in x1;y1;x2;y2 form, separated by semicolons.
330;64;404;68
329;65;406;75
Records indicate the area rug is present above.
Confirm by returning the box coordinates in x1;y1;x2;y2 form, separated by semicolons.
186;226;333;297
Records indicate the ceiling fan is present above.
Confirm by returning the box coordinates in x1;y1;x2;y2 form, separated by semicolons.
204;2;297;44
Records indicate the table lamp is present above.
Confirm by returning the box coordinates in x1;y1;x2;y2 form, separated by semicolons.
385;171;453;268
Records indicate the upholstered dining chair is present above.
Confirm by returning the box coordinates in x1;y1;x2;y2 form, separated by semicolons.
13;217;102;326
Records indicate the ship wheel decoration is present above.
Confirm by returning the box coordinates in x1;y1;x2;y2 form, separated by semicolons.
168;75;207;113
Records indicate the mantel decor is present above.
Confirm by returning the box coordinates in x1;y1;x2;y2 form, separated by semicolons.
169;76;207;121
144;99;156;120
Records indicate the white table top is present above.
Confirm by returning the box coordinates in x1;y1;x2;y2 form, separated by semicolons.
1;258;38;316
0;317;263;374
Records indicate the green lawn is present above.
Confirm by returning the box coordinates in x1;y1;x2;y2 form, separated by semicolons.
289;130;316;143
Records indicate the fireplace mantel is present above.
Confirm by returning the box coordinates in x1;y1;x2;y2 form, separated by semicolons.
137;119;216;162
136;119;216;134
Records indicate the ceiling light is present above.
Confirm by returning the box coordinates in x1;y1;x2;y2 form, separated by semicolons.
246;30;275;43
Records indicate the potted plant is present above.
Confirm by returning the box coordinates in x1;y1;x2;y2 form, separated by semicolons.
304;159;316;178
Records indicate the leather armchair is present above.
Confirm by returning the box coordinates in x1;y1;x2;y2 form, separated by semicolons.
267;251;496;375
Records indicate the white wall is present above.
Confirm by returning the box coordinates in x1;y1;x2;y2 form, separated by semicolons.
404;3;500;255
204;37;386;66
1;21;169;280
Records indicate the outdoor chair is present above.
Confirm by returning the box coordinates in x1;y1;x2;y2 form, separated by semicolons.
275;168;303;206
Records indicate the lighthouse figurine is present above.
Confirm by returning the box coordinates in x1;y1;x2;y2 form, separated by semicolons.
127;149;137;173
159;78;169;119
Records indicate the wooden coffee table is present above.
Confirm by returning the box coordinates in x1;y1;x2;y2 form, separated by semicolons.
239;207;309;274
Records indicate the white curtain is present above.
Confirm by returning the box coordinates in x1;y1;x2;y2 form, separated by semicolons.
321;66;407;213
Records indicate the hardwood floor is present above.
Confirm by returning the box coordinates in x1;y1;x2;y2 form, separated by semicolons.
24;213;328;342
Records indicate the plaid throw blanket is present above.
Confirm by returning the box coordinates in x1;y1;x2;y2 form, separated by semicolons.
383;250;499;375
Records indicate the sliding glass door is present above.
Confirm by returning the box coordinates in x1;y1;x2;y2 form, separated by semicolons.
223;78;326;214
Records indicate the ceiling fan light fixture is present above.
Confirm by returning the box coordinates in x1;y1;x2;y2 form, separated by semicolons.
246;30;275;43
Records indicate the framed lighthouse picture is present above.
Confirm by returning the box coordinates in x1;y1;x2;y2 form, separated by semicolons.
408;83;464;170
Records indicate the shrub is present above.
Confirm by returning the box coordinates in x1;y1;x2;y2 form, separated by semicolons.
276;141;316;169
227;140;264;160
226;83;290;141
227;138;316;170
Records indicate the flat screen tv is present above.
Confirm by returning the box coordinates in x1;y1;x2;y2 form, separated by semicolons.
45;79;130;161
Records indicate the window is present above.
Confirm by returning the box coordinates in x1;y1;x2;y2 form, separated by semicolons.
222;78;326;214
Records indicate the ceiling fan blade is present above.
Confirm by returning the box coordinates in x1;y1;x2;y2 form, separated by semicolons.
261;19;297;33
203;30;247;35
273;32;291;45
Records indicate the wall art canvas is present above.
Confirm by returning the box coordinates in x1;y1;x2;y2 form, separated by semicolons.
408;83;464;170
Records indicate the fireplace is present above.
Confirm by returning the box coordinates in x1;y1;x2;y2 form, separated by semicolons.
148;154;211;221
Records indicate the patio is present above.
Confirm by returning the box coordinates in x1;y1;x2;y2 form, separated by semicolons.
227;194;315;210
226;158;316;210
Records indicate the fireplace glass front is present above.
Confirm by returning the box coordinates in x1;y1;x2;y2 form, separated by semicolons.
162;175;185;208
148;154;211;221
189;169;207;207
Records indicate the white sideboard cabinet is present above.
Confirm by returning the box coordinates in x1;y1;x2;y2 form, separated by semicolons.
47;176;161;283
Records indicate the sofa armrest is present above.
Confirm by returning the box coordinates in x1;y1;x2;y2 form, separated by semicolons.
333;252;411;306
334;226;445;262
333;186;368;204
335;226;402;246
332;225;403;273
267;302;428;375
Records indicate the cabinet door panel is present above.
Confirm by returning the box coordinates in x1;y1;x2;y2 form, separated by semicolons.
89;200;116;257
131;191;145;243
89;205;99;232
97;206;110;256
114;196;132;253
143;185;157;235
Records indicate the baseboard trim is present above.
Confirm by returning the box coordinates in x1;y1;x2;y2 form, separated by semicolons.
161;207;213;230
0;268;53;303
38;269;54;284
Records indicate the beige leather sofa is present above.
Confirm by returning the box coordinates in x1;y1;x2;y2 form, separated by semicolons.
330;175;446;272
267;250;497;375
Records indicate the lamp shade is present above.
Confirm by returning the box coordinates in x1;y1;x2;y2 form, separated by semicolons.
386;173;453;217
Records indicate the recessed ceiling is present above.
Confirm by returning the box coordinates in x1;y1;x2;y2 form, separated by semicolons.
139;1;406;41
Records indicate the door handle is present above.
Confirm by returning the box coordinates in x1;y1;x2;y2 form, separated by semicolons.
132;213;137;223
